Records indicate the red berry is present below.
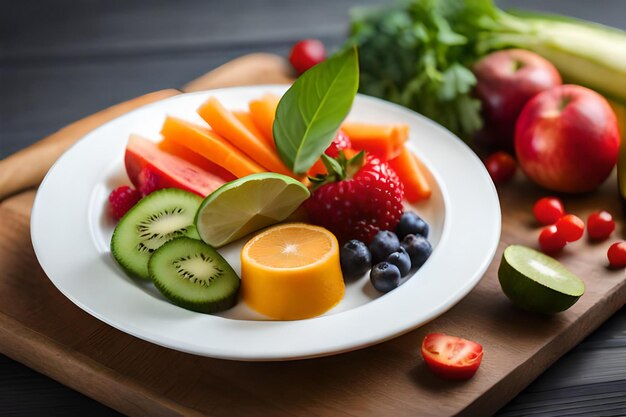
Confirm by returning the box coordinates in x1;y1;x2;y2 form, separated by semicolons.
555;214;585;242
289;39;326;74
539;224;566;253
533;197;565;225
485;152;516;185
587;211;615;241
607;242;626;268
325;130;352;158
108;186;141;220
305;155;404;244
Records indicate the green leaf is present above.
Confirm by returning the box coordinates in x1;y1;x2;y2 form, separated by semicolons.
345;150;365;179
321;154;345;179
273;47;359;174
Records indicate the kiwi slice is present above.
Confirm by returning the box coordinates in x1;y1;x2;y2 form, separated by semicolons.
111;188;202;280
148;237;240;313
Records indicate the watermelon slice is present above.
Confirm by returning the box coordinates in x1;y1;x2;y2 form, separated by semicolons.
125;134;225;197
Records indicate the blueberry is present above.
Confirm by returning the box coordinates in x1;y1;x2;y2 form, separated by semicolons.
370;262;402;293
396;212;429;239
401;234;432;269
340;240;372;279
386;247;411;276
369;230;400;263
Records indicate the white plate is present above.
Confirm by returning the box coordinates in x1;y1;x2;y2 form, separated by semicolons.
31;85;500;361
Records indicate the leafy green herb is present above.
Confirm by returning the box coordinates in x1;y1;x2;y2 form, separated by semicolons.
348;0;489;139
273;47;359;174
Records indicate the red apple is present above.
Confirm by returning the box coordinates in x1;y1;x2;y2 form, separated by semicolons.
473;49;562;150
125;134;225;197
515;85;620;193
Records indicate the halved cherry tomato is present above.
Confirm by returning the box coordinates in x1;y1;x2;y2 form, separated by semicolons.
421;333;483;380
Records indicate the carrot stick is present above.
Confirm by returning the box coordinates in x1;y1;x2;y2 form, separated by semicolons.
388;147;432;202
249;93;280;148
341;122;408;160
198;97;292;176
160;116;264;178
233;111;268;146
158;136;236;182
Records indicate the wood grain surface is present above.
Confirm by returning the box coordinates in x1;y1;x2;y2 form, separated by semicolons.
1;50;626;415
2;0;626;416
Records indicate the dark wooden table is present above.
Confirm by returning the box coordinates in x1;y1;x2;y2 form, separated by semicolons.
2;1;625;415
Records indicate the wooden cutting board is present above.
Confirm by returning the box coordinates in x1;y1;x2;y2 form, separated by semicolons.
1;53;625;417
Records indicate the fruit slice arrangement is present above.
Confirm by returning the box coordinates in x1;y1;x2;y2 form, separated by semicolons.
109;97;434;317
108;50;435;319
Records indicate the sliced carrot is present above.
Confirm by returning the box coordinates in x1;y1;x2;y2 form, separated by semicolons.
388;147;432;202
237;111;308;184
233;111;267;146
341;122;409;160
198;97;292;176
158;136;236;182
160;116;264;178
249;93;280;148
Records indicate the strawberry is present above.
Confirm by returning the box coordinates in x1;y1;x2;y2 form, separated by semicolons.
305;152;404;244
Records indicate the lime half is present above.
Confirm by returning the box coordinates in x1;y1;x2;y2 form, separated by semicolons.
498;245;585;314
195;173;310;247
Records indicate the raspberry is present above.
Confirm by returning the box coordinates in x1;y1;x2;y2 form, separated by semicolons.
305;154;404;244
108;186;142;220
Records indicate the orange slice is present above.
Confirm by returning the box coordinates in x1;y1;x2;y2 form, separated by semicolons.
240;223;345;320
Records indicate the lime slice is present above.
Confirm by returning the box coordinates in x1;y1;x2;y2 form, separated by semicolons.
195;173;310;247
498;245;585;314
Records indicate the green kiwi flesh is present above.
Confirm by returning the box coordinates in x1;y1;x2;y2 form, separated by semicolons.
111;188;202;279
148;237;240;313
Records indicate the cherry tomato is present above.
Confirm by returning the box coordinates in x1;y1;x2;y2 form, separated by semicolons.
539;224;566;253
608;242;626;268
421;333;483;380
485;152;516;184
289;39;326;74
532;197;565;225
587;211;615;241
555;214;585;242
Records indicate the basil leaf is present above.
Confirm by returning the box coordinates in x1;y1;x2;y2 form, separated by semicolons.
273;47;359;174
